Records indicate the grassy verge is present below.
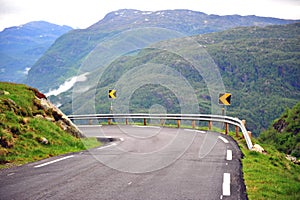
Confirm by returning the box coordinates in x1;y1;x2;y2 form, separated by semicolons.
0;82;101;169
0;117;101;169
226;130;300;199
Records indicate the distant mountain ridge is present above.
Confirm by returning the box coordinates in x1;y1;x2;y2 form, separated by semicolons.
0;21;72;83
53;22;300;137
26;9;299;91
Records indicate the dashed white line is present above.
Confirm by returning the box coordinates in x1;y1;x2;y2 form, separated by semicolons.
77;125;102;128
34;155;74;168
97;142;117;150
222;173;231;196
184;129;206;134
132;125;160;128
218;136;229;144
226;150;232;161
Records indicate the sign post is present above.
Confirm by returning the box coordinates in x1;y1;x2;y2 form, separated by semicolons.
108;89;117;125
219;93;231;134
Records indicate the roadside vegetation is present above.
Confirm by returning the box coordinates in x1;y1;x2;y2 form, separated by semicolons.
226;130;300;199
1;81;299;199
259;101;300;158
0;82;100;169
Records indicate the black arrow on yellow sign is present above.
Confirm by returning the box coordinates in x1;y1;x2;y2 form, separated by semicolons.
109;89;116;99
219;93;231;105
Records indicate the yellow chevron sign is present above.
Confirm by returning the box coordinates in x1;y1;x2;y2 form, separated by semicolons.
219;93;231;105
109;89;116;99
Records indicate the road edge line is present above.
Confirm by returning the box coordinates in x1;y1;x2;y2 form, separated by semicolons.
34;155;74;168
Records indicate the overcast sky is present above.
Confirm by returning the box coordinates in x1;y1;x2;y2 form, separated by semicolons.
1;0;299;31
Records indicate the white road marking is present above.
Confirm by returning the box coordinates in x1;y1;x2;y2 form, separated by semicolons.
97;142;117;150
226;150;232;161
222;173;231;196
7;173;15;176
184;129;206;134
132;125;160;128
34;155;74;168
218;136;229;144
77;125;102;127
128;182;132;185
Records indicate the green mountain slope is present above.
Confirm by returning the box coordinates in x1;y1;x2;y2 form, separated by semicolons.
26;9;299;92
197;23;300;135
57;23;299;136
0;21;72;83
259;101;300;157
0;82;99;168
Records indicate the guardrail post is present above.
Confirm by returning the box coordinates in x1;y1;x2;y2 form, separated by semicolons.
235;126;239;137
248;131;252;139
192;120;195;129
177;120;181;128
144;118;147;126
108;118;111;125
242;120;246;138
225;123;229;135
160;119;165;126
125;118;128;125
89;119;92;125
208;121;212;130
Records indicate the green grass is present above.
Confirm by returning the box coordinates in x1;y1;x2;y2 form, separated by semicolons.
226;130;300;200
0;82;101;169
0;117;101;169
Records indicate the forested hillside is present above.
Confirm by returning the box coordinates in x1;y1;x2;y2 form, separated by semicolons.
56;23;300;136
197;23;300;135
259;101;300;157
26;9;299;92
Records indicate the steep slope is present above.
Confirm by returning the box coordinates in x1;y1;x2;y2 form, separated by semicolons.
0;21;72;83
259;101;300;157
56;23;299;137
26;9;299;92
196;23;300;135
0;82;99;167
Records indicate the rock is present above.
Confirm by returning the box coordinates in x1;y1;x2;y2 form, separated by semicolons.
273;119;288;133
252;144;265;154
57;120;68;131
29;87;47;100
0;90;10;95
286;155;300;165
37;137;49;145
45;116;55;122
22;117;30;124
34;95;85;138
0;147;8;156
34;114;44;119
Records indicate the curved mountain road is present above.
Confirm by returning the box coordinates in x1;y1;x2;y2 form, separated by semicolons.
0;125;247;199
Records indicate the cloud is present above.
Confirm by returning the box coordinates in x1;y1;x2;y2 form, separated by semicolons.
0;0;299;31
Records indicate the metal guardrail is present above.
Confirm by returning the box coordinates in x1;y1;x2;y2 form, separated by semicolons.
68;113;253;150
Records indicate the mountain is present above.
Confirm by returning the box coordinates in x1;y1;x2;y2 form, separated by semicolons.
0;21;72;83
259;101;300;158
53;22;300;137
26;9;299;92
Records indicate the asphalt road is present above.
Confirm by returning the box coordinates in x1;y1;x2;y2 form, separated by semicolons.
0;125;247;200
